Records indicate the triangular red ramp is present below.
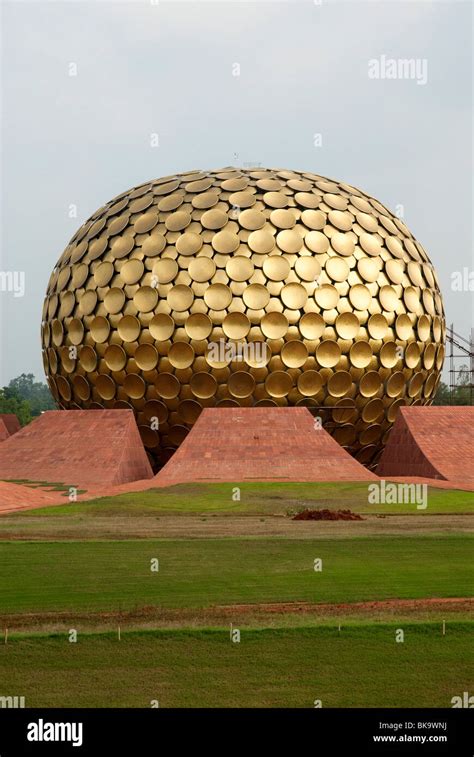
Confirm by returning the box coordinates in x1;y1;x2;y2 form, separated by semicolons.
156;407;377;485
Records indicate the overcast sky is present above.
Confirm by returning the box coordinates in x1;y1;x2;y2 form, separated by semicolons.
0;0;472;385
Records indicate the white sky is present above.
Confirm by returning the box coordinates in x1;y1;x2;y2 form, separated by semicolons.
0;0;472;384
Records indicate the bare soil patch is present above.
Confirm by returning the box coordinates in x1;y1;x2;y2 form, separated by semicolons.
293;508;364;521
1;596;471;634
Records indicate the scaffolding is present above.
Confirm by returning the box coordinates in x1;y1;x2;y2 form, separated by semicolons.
446;325;474;405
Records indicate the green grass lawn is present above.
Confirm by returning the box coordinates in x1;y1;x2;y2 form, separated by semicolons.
0;624;471;707
20;481;474;517
0;535;471;615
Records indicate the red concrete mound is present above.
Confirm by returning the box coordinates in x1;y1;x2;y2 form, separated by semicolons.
0;480;64;512
156;407;377;485
0;414;20;439
0;410;153;487
0;419;9;443
377;406;474;486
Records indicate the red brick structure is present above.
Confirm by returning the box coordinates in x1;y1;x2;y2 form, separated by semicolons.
156;407;377;485
0;480;64;512
0;419;9;443
377;406;474;486
0;410;153;487
0;413;21;440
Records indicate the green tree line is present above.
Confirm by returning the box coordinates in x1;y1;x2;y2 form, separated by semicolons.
0;373;56;425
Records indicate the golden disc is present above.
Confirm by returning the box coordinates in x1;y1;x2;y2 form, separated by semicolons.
295;256;320;282
90;316;110;343
222;312;251;339
178;399;202;424
335;312;359;339
297;370;323;397
367;313;388;339
349;284;371;310
104;288;126;314
387;371;405;397
270;209;296;229
226;256;254;281
281;283;308;309
276;229;303;254
228;371;255;398
104;344;127;372
205;284;232;310
150;313;175;340
188;257;216;282
248;229;275;254
168;341;195;369
395;314;413;340
328;371;352;397
316;340;341;368
134;286;158;313
185;313;213;340
96;374;116;401
281;340;308;368
261;312;289;339
212;230;240;254
263;256;291;281
349;341;373;368
79;345;98;372
238;208;266;230
176;232;203;256
315;284;339;310
118;315;141;342
124;373;146;399
243;284;270;310
135;343;159;371
168;285;194;311
299;312;325;340
265;371;293;397
153;258;178;284
121;259;144;285
155;372;180;399
326;257;350;282
301;210;326;230
190;372;218;399
360;371;382;397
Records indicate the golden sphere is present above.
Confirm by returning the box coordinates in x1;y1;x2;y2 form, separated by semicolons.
41;167;445;470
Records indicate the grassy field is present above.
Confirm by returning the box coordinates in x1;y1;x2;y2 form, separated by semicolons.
14;481;474;517
0;535;471;615
0;481;471;708
0;624;471;708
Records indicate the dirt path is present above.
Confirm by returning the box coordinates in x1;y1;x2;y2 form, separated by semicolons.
1;597;471;633
0;513;472;541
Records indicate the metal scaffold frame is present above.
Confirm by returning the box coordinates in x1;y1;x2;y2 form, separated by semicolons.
446;324;474;405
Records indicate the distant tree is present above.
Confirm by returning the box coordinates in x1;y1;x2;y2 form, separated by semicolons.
7;373;55;416
433;364;473;405
433;381;450;405
457;364;471;386
0;387;32;425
